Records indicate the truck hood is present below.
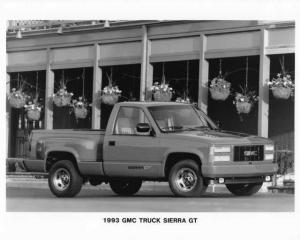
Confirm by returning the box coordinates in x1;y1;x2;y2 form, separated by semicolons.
164;129;271;145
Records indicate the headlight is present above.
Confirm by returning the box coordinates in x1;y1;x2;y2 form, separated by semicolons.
264;153;274;160
212;146;231;153
213;155;231;162
264;144;274;151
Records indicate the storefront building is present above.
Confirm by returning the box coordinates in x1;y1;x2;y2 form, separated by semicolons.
6;20;295;159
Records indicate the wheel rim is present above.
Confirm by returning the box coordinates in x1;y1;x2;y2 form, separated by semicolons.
175;168;198;192
52;168;71;191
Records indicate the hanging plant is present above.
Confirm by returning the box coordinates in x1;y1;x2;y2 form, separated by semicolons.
151;81;173;102
70;96;90;119
233;57;258;114
209;77;231;100
268;56;294;99
233;89;258;114
209;59;231;101
100;71;122;105
8;74;28;109
8;87;28;109
151;63;173;102
52;71;73;107
24;97;43;121
24;72;43;121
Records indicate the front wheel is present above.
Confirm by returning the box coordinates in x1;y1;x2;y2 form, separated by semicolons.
109;179;142;196
226;183;263;196
168;160;207;197
48;160;83;197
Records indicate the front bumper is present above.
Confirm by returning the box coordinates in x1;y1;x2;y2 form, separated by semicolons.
202;162;278;178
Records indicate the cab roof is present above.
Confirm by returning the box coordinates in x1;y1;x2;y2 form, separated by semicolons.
116;101;192;107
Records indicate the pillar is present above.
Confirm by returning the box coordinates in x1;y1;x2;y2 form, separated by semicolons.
44;48;54;130
92;43;102;129
140;25;153;101
258;29;270;137
198;34;209;113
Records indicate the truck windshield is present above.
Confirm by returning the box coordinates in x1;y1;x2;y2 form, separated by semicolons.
148;105;217;133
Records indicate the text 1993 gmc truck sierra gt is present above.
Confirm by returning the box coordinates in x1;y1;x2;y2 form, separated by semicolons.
9;102;278;197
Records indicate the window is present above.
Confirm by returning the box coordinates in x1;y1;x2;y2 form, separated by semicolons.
152;60;199;102
114;107;150;135
148;105;213;133
100;64;141;129
53;68;93;129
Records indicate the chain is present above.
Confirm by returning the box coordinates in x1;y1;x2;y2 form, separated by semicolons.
219;58;222;76
186;60;189;97
245;57;248;90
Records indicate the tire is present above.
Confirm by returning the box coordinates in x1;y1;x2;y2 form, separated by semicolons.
168;160;207;197
109;179;142;196
48;160;83;198
226;183;263;196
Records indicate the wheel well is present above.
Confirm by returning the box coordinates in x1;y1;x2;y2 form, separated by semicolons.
164;153;202;177
45;151;79;172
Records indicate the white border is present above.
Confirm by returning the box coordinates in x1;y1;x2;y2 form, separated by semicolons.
1;1;299;240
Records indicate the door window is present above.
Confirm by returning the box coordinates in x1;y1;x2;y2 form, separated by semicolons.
114;107;150;135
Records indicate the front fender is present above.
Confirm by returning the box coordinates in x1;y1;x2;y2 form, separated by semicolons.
162;148;207;170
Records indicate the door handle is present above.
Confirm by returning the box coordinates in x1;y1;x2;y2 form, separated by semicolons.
108;141;116;146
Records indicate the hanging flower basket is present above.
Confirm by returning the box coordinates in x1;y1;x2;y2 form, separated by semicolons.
233;91;258;115
71;97;90;119
151;82;173;102
235;101;252;114
53;87;73;107
268;73;294;99
74;107;88;119
24;101;42;121
100;85;121;105
153;91;172;102
271;86;292;99
8;88;28;109
209;77;231;101
101;93;119;105
27;109;41;121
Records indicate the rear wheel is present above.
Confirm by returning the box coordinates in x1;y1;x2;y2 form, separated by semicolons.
109;179;142;196
226;183;263;196
168;160;207;197
48;160;83;197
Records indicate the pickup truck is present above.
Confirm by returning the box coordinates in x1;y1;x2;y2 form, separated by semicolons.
9;102;278;198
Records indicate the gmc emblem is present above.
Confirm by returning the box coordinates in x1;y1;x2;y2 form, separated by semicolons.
244;150;258;156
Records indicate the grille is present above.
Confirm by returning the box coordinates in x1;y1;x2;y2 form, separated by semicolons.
233;145;264;162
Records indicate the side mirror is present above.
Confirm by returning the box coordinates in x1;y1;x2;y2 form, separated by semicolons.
136;123;151;135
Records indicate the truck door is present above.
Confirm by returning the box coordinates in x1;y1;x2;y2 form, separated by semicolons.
103;106;164;178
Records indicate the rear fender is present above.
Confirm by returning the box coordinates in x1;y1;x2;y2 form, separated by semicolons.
44;147;80;172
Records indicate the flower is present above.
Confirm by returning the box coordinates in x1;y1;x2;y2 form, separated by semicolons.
268;72;294;90
101;85;122;96
24;102;42;112
71;96;90;109
175;97;191;103
151;82;173;94
233;91;258;105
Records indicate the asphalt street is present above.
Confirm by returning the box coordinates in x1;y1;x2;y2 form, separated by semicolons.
6;177;294;212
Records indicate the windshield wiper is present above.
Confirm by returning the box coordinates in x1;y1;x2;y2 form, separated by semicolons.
182;126;211;131
160;126;184;133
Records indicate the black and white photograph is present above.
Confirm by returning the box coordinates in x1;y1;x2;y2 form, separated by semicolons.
1;1;299;240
